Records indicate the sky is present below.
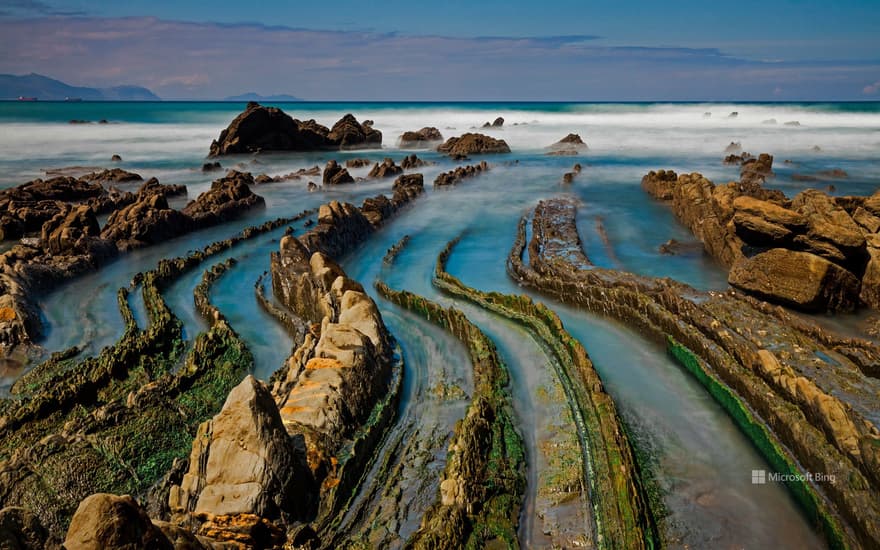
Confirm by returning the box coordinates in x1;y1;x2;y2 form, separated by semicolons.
0;0;878;100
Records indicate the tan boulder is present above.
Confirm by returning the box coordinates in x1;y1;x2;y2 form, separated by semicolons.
64;494;172;550
728;248;860;312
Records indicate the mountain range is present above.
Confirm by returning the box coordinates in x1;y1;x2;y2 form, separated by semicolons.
0;73;159;100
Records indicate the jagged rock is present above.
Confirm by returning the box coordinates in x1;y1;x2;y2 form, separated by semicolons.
723;152;753;165
400;154;428;170
640;169;678;201
209;102;334;155
547;133;587;154
326;114;381;150
182;171;265;227
254;173;273;184
740;153;774;187
40;204;100;255
433;161;488;186
437;133;510;156
101;188;191;251
345;158;372;168
367;158;403;179
860;235;880;309
110;154;122;162
169;376;315;538
482;117;504;128
0;507;55;549
322;160;354;185
64;494;173;550
1;176;103;203
202;161;221;172
791;189;866;267
729;248;860;312
399;127;443;148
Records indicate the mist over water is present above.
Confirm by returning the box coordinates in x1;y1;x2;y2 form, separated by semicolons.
2;101;876;547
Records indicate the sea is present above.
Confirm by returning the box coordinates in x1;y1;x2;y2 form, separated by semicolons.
2;101;879;548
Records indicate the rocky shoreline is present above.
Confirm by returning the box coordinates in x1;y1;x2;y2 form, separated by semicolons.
1;100;878;549
508;197;880;548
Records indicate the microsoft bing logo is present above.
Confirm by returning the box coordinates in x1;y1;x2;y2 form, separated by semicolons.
751;470;766;484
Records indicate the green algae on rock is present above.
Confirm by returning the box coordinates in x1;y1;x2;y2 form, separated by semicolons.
375;281;526;549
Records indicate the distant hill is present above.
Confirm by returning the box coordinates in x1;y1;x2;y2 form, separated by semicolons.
224;92;301;102
0;73;159;101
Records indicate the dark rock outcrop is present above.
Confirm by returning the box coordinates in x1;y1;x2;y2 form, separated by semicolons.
0;507;55;549
400;154;429;170
208;102;334;156
345;158;372;168
437;133;510;156
482;117;504;128
322;160;355;185
208;104;383;156
40;204;100;256
433;161;488;187
181;170;266;227
79;168;142;184
398;127;443;148
367;158;403;179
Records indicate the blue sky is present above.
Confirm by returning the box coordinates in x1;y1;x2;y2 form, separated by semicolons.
0;0;878;100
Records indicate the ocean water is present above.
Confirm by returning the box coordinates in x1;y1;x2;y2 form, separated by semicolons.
3;101;879;548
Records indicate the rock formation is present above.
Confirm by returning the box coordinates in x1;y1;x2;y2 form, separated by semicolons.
398;127;443;148
436;133;510;156
181;170;265;226
433;161;488;186
322;160;355;185
209;103;381;156
168;376;316;547
367;157;403;179
642;165;879;312
509;197;880;549
546;133;588;155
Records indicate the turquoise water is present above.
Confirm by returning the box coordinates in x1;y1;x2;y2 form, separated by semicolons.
3;101;878;547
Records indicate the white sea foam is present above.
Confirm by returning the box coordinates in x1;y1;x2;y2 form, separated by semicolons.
0;103;878;187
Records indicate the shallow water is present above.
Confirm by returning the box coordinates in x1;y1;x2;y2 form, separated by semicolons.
4;101;879;545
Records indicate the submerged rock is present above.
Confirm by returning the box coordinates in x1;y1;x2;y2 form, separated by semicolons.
547;133;588;155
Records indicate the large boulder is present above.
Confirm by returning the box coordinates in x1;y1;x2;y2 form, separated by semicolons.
327;114;381;149
64;494;173;550
399;127;443;148
209;102;333;155
791;189;866;269
729;248;860;312
182;171;265;227
437;133;510;156
169;376;315;545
